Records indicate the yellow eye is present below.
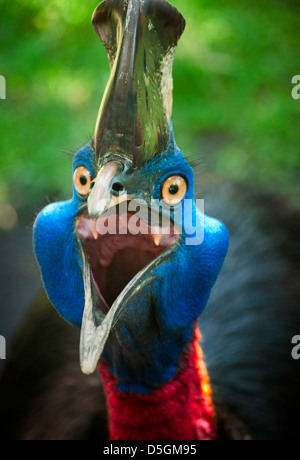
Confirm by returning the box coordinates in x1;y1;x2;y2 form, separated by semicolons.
73;166;91;196
162;175;187;206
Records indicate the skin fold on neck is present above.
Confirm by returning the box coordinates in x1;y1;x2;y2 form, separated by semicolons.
98;328;217;441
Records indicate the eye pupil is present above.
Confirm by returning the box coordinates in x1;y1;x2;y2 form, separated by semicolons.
169;184;179;195
80;175;87;186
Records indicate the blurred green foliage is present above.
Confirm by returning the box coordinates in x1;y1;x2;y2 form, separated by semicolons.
0;0;299;216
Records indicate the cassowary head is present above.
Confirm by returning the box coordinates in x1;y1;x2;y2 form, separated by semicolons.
34;0;228;397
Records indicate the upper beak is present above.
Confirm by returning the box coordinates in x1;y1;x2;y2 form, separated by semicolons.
88;161;124;217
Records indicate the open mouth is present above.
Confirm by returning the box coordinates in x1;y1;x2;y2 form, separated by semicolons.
76;207;179;309
75;204;179;374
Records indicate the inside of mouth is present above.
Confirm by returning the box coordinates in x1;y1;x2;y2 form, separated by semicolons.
76;212;177;309
85;235;164;308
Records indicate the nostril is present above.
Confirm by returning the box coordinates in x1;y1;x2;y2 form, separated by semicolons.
111;182;125;195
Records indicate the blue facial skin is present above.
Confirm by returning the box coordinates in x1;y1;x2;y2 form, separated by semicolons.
34;137;229;393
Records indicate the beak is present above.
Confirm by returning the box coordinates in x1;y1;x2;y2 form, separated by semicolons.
78;161;179;375
87;161;126;217
80;160;130;374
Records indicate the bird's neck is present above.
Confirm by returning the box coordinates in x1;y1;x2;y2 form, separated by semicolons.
98;328;217;440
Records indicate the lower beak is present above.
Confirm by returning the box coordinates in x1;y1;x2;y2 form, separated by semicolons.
79;246;158;375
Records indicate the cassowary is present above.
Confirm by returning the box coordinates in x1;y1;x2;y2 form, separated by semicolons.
1;0;300;441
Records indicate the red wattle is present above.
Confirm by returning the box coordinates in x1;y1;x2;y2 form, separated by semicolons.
98;329;217;440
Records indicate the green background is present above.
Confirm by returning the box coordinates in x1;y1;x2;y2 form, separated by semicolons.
0;0;299;226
